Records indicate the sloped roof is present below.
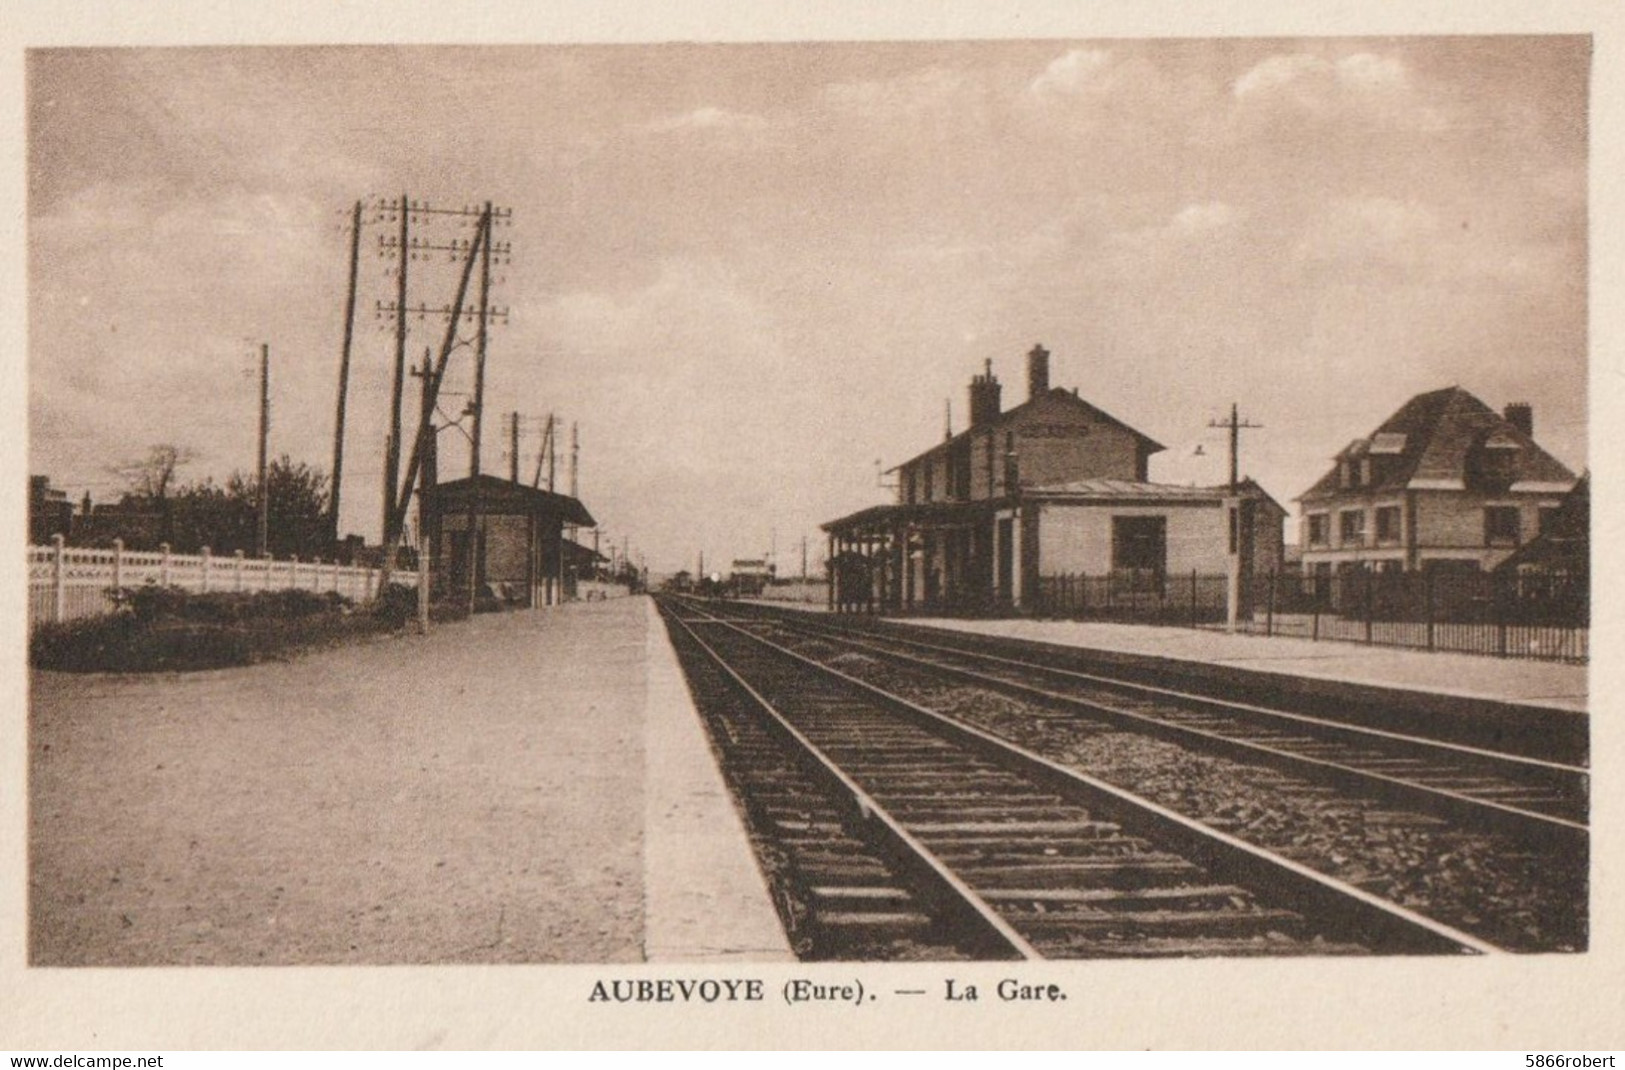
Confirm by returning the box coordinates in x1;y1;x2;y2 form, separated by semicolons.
424;474;596;527
1026;478;1225;502
1026;476;1287;515
1299;386;1576;501
892;387;1165;473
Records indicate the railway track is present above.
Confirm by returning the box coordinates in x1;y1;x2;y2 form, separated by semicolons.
658;597;1496;960
708;599;1589;850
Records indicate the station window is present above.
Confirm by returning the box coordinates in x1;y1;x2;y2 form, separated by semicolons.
1339;509;1366;546
1375;505;1401;545
1484;506;1521;547
1113;516;1168;576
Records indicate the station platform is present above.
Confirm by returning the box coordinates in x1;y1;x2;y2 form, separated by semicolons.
28;595;791;965
742;598;1586;715
898;616;1588;713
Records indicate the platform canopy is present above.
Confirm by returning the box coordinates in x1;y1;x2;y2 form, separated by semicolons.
821;498;1005;538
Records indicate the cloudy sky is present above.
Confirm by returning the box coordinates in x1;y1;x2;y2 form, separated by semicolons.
28;37;1587;574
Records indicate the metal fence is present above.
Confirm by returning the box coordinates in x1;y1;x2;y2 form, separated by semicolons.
28;536;418;628
1237;567;1587;663
1036;570;1229;626
1035;566;1587;663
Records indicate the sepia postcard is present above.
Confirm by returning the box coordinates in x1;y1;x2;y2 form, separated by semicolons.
3;0;1622;1052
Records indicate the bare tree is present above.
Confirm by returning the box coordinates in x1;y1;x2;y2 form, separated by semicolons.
110;444;196;503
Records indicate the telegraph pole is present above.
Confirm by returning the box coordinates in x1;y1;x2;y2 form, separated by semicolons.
569;422;578;498
509;411;520;483
1207;402;1263;632
546;413;557;492
1208;402;1263;491
329;199;362;549
383;192;410;545
374;199;510;596
414;347;435;634
256;343;270;559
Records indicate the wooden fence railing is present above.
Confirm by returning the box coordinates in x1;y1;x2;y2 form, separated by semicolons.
28;536;417;627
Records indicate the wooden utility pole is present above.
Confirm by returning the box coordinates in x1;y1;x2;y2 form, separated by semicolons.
329;199;362;549
415;348;435;634
384;192;410;545
1208;402;1262;492
470;200;493;479
569;422;578;498
465;201;493;612
509;411;520;483
1207;402;1262;633
384;207;490;552
546;413;557;492
256;343;270;559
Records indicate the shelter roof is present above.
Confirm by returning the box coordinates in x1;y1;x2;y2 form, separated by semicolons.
423;474;595;527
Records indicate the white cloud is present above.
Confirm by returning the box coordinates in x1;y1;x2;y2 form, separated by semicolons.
1293;196;1572;294
1029;48;1113;96
1230;50;1442;131
642;106;766;134
822;66;976;117
1233;53;1331;101
1170;202;1240;234
1109;201;1243;251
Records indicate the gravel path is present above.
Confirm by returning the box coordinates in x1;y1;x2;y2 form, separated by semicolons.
30;602;650;966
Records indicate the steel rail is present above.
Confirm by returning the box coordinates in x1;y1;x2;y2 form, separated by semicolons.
663;605;1039;960
666;598;1496;956
748;615;1587;848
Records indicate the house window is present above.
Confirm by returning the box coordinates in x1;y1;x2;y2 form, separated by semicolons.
1307;513;1329;546
1339;509;1366;546
1485;506;1521;547
1375;505;1401;545
1473;443;1519;492
924;460;934;502
1112;516;1167;576
1538;506;1561;536
905;470;916;505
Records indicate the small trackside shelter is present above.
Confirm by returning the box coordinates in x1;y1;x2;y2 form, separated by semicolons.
421;475;595;608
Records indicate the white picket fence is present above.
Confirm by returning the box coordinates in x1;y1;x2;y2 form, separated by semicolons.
28;536;418;627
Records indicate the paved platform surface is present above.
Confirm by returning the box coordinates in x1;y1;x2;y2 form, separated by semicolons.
901;616;1588;713
29;595;789;965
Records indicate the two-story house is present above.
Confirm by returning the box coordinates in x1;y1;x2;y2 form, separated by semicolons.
1297;386;1577;589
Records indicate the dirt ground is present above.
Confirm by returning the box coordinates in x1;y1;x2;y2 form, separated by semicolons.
28;599;650;966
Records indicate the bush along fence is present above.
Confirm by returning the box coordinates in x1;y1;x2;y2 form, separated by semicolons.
1035;566;1587;664
28;535;419;628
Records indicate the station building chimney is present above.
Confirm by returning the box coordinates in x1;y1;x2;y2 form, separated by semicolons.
1503;402;1533;438
1027;343;1050;401
969;359;1002;429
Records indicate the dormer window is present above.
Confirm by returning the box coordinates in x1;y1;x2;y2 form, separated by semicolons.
1473;430;1521;492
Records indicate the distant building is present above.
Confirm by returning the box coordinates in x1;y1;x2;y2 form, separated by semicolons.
28;477;73;545
823;344;1282;614
730;558;775;597
1297;387;1577;583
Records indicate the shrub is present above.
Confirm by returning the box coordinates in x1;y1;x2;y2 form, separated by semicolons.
34;585;383;673
372;583;419;626
31;614;140;672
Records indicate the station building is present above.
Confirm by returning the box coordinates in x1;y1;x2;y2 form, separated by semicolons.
421;474;595;608
823;345;1283;614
